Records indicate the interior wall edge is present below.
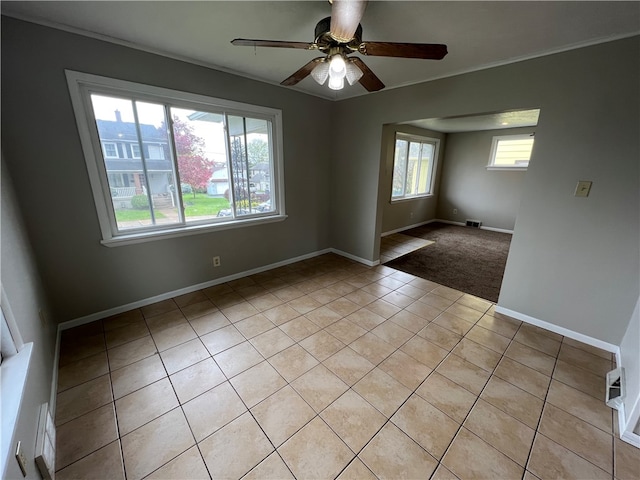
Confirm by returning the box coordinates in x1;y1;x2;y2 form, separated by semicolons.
494;306;619;354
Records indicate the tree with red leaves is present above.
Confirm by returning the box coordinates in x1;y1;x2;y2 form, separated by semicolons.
171;116;213;197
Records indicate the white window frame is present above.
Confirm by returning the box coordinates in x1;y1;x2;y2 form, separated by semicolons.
0;287;33;478
102;142;118;158
66;70;286;246
147;144;164;160
487;134;534;171
130;143;141;159
391;133;440;202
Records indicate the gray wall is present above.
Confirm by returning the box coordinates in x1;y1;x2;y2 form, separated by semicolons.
1;160;57;480
1;15;638;347
380;124;446;234
331;36;639;344
436;127;531;231
1;17;332;322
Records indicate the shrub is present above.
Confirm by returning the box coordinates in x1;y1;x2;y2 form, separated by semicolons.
131;194;149;210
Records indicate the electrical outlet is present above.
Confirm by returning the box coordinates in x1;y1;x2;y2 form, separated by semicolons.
213;256;221;267
15;441;27;477
453;208;458;215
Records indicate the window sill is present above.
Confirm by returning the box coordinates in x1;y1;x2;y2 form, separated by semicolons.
1;343;33;477
101;214;288;247
486;166;528;171
390;194;434;204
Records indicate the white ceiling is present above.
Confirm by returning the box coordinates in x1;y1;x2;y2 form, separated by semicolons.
404;108;541;133
2;1;639;101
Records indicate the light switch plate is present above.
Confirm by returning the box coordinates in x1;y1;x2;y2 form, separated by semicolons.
574;180;592;197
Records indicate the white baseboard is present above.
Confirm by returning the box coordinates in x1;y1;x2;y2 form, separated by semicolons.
621;430;640;448
495;305;640;447
381;219;436;237
329;248;379;267
495;306;619;353
382;219;513;238
622;385;640;444
58;248;328;331
617;402;640;448
58;247;378;332
435;219;514;234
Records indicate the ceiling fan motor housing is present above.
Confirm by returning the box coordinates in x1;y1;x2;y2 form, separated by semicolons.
314;17;362;52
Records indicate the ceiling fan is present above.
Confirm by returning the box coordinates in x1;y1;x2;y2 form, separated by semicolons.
231;0;448;92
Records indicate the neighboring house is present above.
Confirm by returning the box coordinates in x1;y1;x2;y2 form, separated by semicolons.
207;152;271;200
206;165;229;197
250;162;271;194
96;111;174;208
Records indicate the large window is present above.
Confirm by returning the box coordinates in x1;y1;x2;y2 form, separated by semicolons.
66;71;285;245
488;134;534;170
391;134;439;201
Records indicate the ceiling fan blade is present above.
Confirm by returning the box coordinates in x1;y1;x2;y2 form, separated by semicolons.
281;58;325;86
330;0;368;42
231;39;314;50
359;42;448;59
350;57;384;92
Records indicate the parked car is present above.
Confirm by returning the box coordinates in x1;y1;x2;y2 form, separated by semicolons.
255;200;272;212
217;208;250;217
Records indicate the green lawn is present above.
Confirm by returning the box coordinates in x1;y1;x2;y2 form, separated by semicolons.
114;194;229;221
182;194;229;217
115;209;166;222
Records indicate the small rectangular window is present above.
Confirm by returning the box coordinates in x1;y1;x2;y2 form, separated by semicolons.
103;143;118;158
131;143;141;158
488;134;534;169
147;144;164;160
391;134;439;201
66;70;285;245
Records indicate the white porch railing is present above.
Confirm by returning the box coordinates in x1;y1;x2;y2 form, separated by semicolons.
111;187;137;197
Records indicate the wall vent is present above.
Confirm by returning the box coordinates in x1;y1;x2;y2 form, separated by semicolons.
465;219;482;228
606;367;625;409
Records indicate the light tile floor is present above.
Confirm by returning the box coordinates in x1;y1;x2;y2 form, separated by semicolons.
380;233;434;264
54;252;639;480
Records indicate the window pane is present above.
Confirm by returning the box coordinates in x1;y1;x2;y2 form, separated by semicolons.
170;108;228;222
416;143;434;194
134;101;181;227
493;138;534;166
103;143;117;158
91;94;180;231
392;139;408;197
406;142;421;196
245;119;273;214
131;144;141;158
228;116;250;215
227;116;272;216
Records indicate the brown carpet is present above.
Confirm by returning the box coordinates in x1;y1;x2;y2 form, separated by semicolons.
385;222;512;303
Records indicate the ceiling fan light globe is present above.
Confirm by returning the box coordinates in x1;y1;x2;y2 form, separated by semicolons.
310;61;330;85
328;75;345;90
345;60;363;85
329;54;347;79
